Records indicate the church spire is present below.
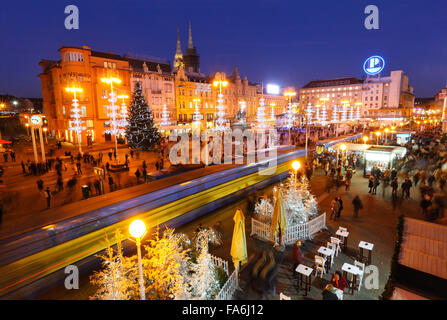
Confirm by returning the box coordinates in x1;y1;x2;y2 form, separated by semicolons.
188;21;194;49
174;27;184;71
176;27;182;55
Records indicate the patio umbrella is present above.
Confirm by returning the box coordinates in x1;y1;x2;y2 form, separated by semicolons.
271;187;288;247
230;208;248;270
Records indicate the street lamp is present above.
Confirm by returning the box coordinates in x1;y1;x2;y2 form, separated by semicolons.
101;77;122;163
129;219;147;300
362;136;369;144
292;160;300;184
65;87;85;154
375;131;381;144
284;90;296;145
384;128;390;144
213;77;229;131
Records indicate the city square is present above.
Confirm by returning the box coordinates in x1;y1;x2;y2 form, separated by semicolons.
0;0;446;311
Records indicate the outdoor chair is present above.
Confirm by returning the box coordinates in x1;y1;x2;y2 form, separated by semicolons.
330;237;342;256
280;292;291;300
314;255;326;278
326;242;336;267
354;260;365;291
338;226;348;232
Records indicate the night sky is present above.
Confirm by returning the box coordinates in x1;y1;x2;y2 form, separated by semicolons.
1;0;446;98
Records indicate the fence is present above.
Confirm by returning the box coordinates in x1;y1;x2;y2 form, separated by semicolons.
210;254;229;276
251;212;327;245
216;267;238;300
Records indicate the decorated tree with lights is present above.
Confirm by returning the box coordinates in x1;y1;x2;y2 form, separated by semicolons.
141;227;192;300
332;105;338;122
321;105;328;125
189;228;222;300
254;196;274;223
256;97;267;129
90;229;137;300
349;106;354;121
125;81;161;150
161;104;171;126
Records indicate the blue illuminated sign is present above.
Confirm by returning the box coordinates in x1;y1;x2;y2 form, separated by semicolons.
363;56;385;75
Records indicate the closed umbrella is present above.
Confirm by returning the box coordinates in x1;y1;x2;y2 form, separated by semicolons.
230;208;248;270
271;187;288;247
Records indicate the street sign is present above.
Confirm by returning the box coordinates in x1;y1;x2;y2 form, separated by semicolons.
30;115;43;127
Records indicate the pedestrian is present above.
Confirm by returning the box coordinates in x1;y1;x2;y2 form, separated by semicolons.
352;195;363;218
345;177;351;191
292;241;303;279
3;153;8;162
37;179;44;191
336;196;343;219
420;194;432;217
413;170;420;186
330;198;340;220
155;161;160;171
372;177;379;195
10;151;16;162
108;151;112;160
21;160;26;174
368;176;374;193
135;168;141;183
108;175;114;192
57;176;64;192
142;167;147;183
44;187;51;209
391;177;398;197
130;150;134;159
76;161;82;175
94;179;101;195
106;162;110;172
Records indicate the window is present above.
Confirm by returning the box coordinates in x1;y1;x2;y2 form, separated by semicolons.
86;120;93;127
103;62;116;69
102;90;107;99
81;106;87;117
179;114;182;121
65;52;84;62
62;106;66;115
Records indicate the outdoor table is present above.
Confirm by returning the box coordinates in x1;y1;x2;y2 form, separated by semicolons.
358;241;374;265
336;229;349;251
296;264;313;296
342;262;360;295
318;246;334;272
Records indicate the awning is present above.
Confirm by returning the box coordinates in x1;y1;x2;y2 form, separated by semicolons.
0;140;12;144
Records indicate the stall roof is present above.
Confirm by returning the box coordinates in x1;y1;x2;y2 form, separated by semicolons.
328;143;371;152
366;145;407;155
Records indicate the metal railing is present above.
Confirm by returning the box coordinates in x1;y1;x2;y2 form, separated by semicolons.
216;267;238;300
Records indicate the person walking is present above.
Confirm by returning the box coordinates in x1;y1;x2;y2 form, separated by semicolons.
352;195;363;218
336;196;343;220
135;168;141;183
3;153;8;162
108;175;114;192
368;176;374;194
155;160;160;171
142;167;147;183
391;177;398;197
413;170;420;187
345;177;351;191
44;187;51;209
94;179;101;195
330;198;340;220
76;161;82;175
420;194;432;217
372;177;379;195
10;151;16;162
57;176;64;192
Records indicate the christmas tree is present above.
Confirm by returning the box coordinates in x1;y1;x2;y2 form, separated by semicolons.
126;81;161;150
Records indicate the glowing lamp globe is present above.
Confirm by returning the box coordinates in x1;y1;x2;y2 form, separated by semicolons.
129;220;146;238
362;136;368;143
292;161;300;171
340;144;347;152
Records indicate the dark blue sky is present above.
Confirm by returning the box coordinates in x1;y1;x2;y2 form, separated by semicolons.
1;0;446;98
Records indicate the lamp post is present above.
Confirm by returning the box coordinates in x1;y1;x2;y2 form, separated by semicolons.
101;77;122;163
384;128;389;144
212;77;229;131
362;136;368;144
338;143;347;168
375;131;381;144
284;90;296;145
292;160;300;185
129;219;147;300
65;87;85;154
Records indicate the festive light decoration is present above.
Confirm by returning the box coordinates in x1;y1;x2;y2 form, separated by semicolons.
286;102;294;128
321;105;328;125
193;98;201;128
356;106;361;120
161;104;171;126
213;78;229;132
305;103;313;125
117;95;129;130
66;87;85;153
349;106;354;121
341;104;347;122
270;105;275;121
256;97;267;129
332;105;338;122
315;106;320;123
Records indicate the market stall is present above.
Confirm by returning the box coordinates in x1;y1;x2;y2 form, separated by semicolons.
395;132;415;146
364;145;406;176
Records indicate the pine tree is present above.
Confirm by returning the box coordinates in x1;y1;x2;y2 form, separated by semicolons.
90;229;137;300
126;81;161;151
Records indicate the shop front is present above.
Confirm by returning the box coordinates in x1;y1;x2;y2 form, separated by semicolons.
364;146;407;176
